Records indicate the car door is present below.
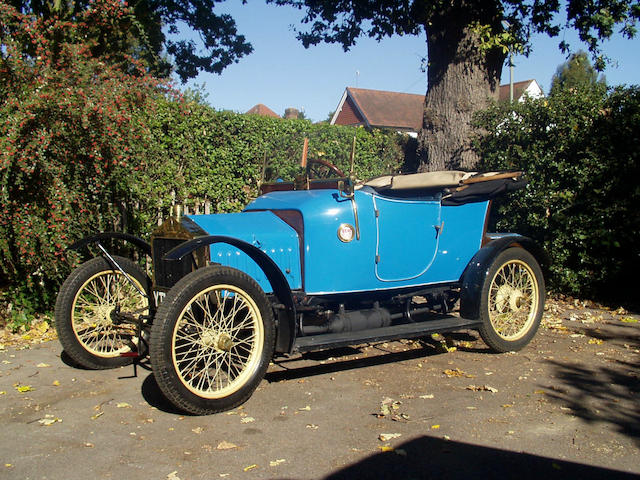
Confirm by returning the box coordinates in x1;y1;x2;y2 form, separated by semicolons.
373;195;442;282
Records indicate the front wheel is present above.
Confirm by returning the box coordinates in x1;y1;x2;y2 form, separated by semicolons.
55;256;151;369
478;247;545;352
150;266;275;415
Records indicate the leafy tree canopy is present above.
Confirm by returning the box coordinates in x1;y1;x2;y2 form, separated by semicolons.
550;51;607;95
271;0;639;68
7;0;253;82
271;0;639;171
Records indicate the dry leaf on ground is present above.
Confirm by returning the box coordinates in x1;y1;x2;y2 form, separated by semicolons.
216;441;238;450
379;433;401;441
466;385;498;393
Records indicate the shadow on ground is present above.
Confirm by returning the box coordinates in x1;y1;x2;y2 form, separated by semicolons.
319;435;640;480
544;322;640;445
266;332;486;383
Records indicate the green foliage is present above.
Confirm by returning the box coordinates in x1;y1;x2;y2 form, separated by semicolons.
550;52;607;96
8;0;253;82
269;0;639;66
475;86;640;303
0;0;164;315
0;1;407;316
128;100;406;235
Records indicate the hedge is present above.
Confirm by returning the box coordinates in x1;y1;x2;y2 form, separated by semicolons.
475;86;640;304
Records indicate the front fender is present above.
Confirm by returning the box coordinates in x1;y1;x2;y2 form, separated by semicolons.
70;232;151;256
459;235;548;320
164;235;296;353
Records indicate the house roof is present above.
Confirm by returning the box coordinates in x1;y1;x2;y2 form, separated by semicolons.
331;87;424;131
331;81;542;132
498;80;541;102
246;104;280;118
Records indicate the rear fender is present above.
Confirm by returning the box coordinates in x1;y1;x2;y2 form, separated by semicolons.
164;235;296;353
460;235;548;320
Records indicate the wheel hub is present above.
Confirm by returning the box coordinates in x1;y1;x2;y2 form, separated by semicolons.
200;331;234;352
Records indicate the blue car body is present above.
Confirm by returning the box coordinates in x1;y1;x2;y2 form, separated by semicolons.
192;188;488;296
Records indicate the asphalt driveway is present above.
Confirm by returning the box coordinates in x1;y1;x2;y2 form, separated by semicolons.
1;300;638;479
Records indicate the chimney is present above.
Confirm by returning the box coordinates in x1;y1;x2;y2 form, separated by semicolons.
284;107;299;119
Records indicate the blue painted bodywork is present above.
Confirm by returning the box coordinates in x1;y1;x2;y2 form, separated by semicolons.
186;211;302;292
186;186;489;296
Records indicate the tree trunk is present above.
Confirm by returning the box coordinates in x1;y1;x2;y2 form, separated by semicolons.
417;5;505;172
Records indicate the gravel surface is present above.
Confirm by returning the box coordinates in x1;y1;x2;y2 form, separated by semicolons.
1;299;638;480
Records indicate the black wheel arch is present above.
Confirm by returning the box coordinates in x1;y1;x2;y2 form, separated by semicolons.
69;232;152;256
164;235;297;354
460;235;548;320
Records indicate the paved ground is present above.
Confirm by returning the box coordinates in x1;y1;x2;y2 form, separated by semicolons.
1;300;639;480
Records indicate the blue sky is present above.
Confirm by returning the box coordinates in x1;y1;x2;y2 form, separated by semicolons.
184;2;640;122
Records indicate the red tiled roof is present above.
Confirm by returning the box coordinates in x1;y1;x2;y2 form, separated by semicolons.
346;87;424;131
498;80;536;102
332;81;541;132
246;104;280;118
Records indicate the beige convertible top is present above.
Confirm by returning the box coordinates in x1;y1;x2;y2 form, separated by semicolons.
361;170;521;191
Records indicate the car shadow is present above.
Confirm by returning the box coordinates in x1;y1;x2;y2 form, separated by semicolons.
266;334;489;384
140;373;190;415
317;435;639;480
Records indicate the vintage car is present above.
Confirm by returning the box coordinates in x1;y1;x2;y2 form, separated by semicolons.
55;159;545;415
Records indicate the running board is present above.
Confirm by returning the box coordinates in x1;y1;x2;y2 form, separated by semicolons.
293;316;481;353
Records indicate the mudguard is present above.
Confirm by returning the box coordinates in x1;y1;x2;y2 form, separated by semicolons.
164;235;297;353
69;232;152;256
459;235;548;320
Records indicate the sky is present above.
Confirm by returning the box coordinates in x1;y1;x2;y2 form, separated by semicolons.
183;2;640;122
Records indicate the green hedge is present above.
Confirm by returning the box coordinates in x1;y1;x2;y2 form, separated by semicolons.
128;98;406;233
0;90;407;320
475;86;640;303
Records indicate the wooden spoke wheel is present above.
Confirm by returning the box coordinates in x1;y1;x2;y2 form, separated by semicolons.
478;247;545;352
150;266;275;415
55;256;150;369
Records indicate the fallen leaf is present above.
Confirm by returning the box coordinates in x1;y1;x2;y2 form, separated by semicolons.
216;441;238;450
431;425;440;429
38;415;62;426
269;459;286;467
16;385;33;393
192;427;203;434
240;417;255;424
0;391;5;395
588;338;603;345
620;317;637;323
378;445;394;452
443;368;465;377
501;404;513;408
419;394;434;399
91;411;104;420
116;402;132;408
36;363;51;368
306;424;319;430
243;464;258;472
466;385;498;393
84;443;94;448
52;380;60;386
298;405;311;411
534;390;546;395
379;433;401;441
167;471;181;480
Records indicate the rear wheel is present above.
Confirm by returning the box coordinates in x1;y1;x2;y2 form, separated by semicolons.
478;247;545;352
150;266;275;415
55;256;150;369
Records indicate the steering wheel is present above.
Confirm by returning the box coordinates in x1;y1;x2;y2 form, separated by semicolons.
306;159;345;179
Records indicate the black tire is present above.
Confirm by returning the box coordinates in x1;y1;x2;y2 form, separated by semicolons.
55;256;151;369
478;247;545;352
150;266;276;415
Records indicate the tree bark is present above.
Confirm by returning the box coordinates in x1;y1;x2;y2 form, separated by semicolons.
417;4;505;172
